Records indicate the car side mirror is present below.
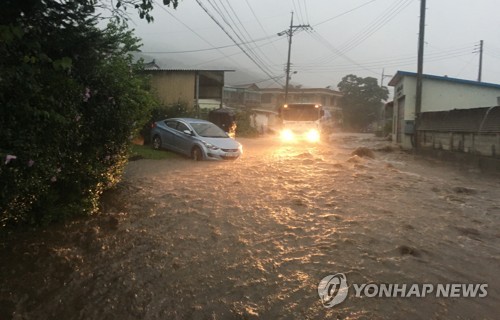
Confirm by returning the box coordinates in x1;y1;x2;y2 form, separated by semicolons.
183;130;192;135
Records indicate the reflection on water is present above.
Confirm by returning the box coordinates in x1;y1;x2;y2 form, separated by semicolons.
1;134;499;319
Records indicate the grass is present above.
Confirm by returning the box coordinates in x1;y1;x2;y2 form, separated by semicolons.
130;144;181;160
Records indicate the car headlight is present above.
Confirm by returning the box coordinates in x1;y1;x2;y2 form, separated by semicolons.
202;141;220;150
306;129;320;142
281;129;294;142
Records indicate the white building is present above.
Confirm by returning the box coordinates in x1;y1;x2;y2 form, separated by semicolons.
388;71;500;149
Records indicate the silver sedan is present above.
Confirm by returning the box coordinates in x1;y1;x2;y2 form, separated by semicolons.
151;118;242;161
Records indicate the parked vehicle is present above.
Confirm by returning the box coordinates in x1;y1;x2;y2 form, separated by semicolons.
208;107;237;138
150;118;242;161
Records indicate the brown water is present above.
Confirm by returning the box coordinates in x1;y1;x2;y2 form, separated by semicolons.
1;134;499;319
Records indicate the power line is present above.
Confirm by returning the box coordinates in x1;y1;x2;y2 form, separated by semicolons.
151;0;242;67
195;0;283;86
309;0;414;67
306;29;380;75
296;50;474;73
296;44;476;70
220;0;276;67
206;0;277;72
142;35;277;54
244;0;281;56
291;0;305;25
337;0;414;55
302;0;310;24
314;0;377;27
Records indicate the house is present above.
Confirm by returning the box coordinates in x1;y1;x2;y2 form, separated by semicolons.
143;60;234;111
223;84;261;109
259;87;342;111
388;71;500;149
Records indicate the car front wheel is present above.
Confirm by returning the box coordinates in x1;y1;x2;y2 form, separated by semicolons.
152;135;162;150
192;146;203;161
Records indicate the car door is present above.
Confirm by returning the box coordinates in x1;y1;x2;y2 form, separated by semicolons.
173;121;195;156
161;120;179;150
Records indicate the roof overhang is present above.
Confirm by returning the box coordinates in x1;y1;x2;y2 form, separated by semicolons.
388;70;500;89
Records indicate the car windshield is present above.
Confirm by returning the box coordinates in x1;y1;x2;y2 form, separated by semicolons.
190;122;228;138
282;104;321;121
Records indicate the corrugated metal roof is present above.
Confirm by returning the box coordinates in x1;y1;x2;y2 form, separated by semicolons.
144;68;235;72
143;59;234;72
419;106;500;133
389;71;500;90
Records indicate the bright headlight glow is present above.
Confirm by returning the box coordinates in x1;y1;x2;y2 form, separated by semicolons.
281;129;294;142
306;129;320;142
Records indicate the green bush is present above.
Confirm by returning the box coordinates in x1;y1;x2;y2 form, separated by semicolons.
235;110;259;137
0;2;156;226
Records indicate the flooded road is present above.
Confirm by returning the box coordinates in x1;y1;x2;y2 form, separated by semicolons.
1;134;499;319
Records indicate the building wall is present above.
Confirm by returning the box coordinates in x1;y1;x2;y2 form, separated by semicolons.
223;86;261;108
149;71;195;109
392;76;500;149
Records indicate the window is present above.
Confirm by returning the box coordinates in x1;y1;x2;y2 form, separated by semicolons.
261;93;272;103
166;121;178;129
176;122;190;132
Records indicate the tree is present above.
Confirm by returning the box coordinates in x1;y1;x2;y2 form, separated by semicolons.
337;74;389;131
0;0;176;226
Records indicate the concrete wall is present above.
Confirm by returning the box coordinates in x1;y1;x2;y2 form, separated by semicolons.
420;131;500;157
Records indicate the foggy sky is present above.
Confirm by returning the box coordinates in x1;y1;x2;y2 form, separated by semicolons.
129;0;500;91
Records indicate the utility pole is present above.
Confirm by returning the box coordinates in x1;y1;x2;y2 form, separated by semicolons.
278;12;310;104
478;40;484;82
380;68;392;87
414;0;427;150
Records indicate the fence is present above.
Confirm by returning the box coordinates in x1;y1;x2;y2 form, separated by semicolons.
418;106;500;157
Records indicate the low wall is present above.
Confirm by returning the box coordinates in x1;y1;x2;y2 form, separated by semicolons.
417;146;500;175
419;131;500;157
416;106;500;174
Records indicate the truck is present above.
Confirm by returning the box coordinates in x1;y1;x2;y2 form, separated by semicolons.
278;103;324;143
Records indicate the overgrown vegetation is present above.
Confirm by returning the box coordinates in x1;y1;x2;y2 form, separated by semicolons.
235;110;260;137
338;74;389;132
0;1;171;227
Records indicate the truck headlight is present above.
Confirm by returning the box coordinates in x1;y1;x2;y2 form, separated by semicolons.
281;129;294;142
306;129;320;142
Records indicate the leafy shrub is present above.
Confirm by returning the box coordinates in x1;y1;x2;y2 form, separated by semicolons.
235;110;259;137
0;2;156;226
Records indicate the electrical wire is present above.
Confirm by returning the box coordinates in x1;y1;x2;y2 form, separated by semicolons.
195;0;284;86
220;0;276;67
308;0;414;67
314;0;377;27
206;0;277;72
151;0;242;68
142;35;277;54
244;0;282;57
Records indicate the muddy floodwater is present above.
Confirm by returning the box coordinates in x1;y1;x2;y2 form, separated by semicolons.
1;134;499;319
